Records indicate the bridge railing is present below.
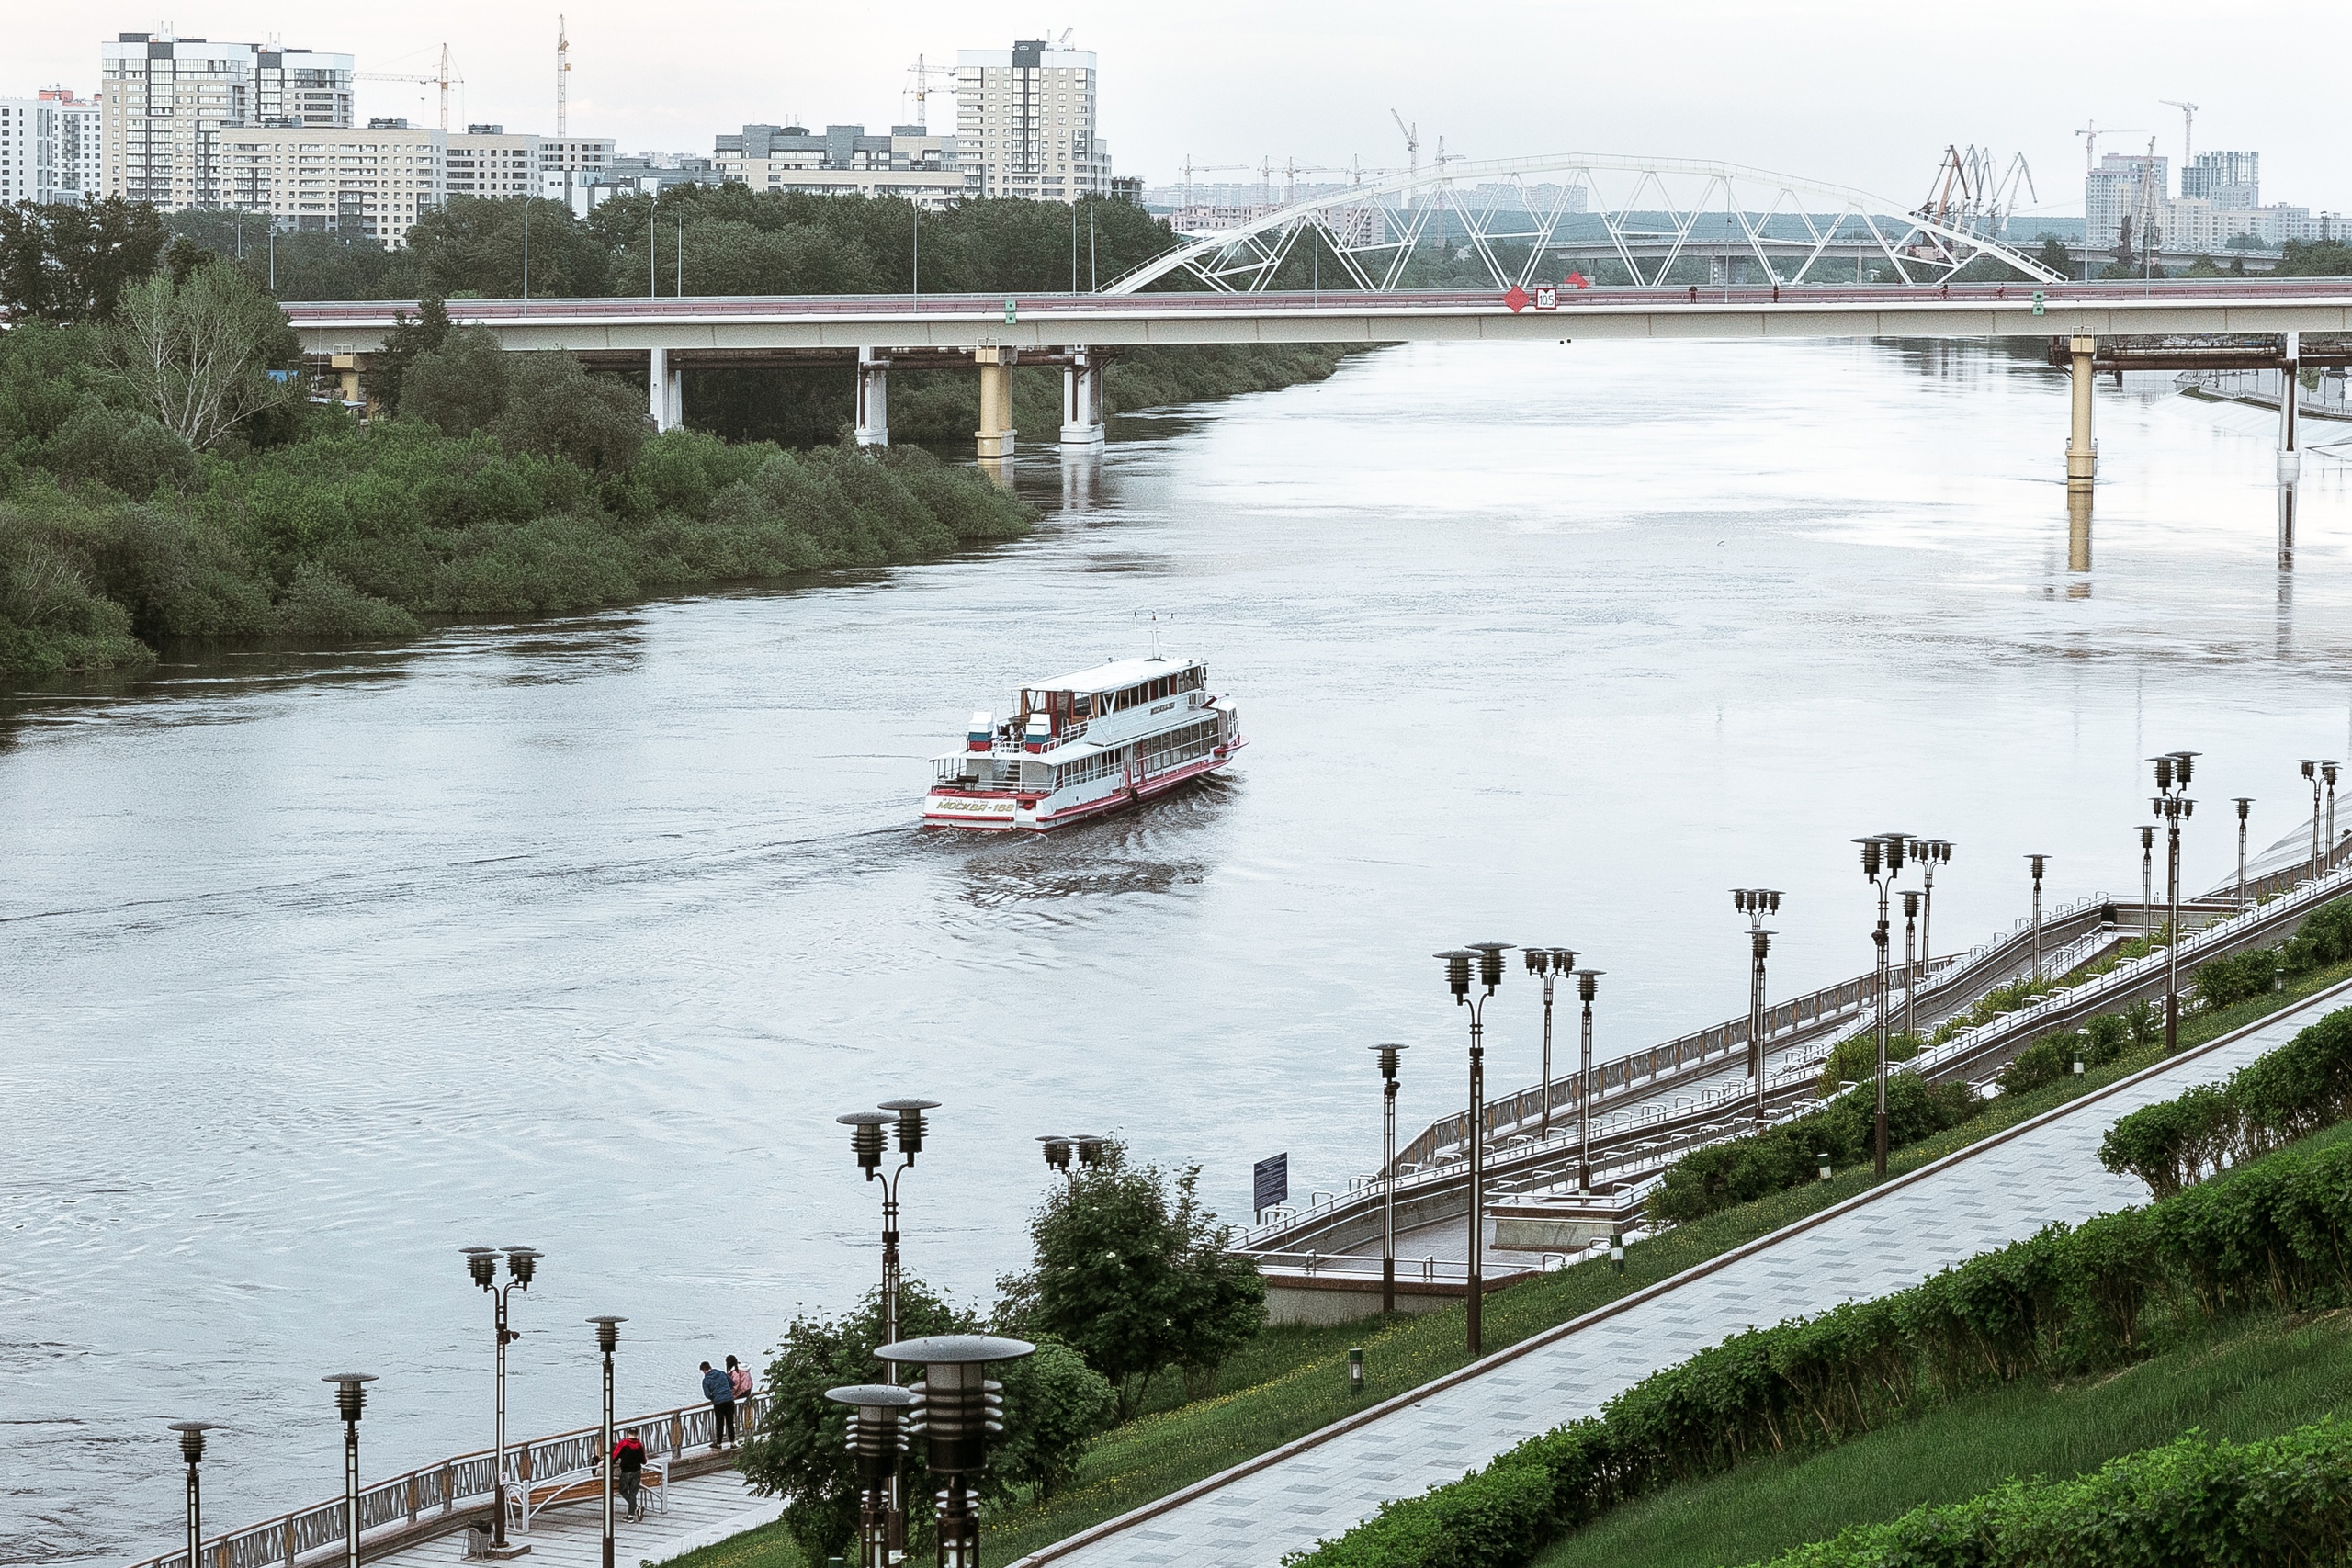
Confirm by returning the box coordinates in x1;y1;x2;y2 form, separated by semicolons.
129;1395;761;1568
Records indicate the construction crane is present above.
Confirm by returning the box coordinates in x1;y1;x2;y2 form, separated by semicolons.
1916;144;2035;237
2160;100;2199;170
2075;119;2144;175
354;44;461;130
555;16;571;135
904;53;956;129
1178;155;1249;211
1389;110;1419;178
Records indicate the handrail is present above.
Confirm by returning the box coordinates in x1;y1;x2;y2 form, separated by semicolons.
128;1395;762;1568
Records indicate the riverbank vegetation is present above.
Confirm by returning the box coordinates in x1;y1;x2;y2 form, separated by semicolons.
0;258;1032;673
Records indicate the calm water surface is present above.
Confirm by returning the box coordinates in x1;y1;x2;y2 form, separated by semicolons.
6;338;2350;1565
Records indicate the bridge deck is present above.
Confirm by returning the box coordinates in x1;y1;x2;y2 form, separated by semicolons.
1014;976;2352;1568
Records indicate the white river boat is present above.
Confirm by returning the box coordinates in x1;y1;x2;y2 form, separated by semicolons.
922;655;1245;831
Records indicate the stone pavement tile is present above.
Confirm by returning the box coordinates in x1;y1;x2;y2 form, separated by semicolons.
1035;997;2335;1568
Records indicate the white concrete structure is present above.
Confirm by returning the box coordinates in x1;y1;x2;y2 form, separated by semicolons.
99;32;352;209
714;122;965;209
956;39;1110;202
215;123;444;243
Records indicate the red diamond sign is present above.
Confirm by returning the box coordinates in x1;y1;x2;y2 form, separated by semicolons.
1502;285;1531;312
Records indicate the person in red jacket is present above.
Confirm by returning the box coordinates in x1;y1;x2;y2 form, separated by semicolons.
611;1431;647;1521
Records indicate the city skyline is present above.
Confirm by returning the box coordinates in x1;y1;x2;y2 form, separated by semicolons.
14;1;2352;218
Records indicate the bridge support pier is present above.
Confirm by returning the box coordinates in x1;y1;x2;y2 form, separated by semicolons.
2064;335;2097;495
1060;348;1105;446
975;347;1017;460
2278;330;2302;483
647;347;682;434
854;348;889;447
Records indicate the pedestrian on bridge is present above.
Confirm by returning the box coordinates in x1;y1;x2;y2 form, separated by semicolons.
699;1360;736;1450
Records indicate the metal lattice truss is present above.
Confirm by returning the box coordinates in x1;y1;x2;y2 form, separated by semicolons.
1103;153;2064;295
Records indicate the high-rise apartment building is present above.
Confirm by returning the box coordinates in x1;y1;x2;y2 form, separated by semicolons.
2085;152;2166;251
2181;151;2258;210
955;39;1111;202
440;126;612;202
99;33;354;209
0;90;104;204
214;122;444;242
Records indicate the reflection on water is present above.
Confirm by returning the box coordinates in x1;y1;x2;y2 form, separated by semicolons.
6;338;2351;1567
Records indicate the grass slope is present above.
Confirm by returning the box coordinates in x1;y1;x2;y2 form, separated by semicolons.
1536;1132;2352;1568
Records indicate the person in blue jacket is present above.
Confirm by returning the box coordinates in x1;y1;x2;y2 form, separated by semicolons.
699;1360;737;1449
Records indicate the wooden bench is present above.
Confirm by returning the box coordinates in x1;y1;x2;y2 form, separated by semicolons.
506;1456;670;1532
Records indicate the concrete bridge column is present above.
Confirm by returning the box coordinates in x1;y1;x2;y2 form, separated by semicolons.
854;348;889;447
2278;330;2302;483
647;346;683;433
2064;335;2097;495
1060;347;1105;447
975;346;1017;460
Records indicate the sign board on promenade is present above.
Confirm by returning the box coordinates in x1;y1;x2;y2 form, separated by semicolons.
1252;1153;1289;1218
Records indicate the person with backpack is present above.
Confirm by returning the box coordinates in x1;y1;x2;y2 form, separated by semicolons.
699;1360;736;1449
611;1430;647;1521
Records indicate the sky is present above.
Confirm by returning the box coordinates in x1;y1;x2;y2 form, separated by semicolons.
18;1;2352;217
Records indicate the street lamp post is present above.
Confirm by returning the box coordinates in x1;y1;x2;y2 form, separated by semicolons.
169;1422;220;1568
1856;833;1912;1176
586;1318;626;1568
825;1385;918;1568
2153;751;2199;1053
461;1246;539;1555
2233;797;2254;900
2303;761;2324;879
1900;889;1922;1040
2140;825;2157;938
1521;948;1576;1138
1436;942;1510;1357
1036;1134;1107;1195
1572;968;1603;1191
2025;855;2050;981
2327;762;2342;868
1915;840;1952;986
1367;1043;1408;1314
875;1334;1036;1568
322;1374;378;1568
1732;890;1781;1127
840;1097;937;1556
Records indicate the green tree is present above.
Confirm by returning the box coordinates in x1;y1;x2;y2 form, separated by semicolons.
107;260;301;450
362;298;453;416
401;324;510;436
0;197;167;322
406;196;611;298
492;352;645;474
2276;238;2352;277
997;1140;1267;1418
2033;234;2072;278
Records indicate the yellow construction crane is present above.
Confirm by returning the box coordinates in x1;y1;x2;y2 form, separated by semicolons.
904;53;956;130
354;44;462;130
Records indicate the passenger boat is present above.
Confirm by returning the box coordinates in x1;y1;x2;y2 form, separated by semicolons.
922;655;1245;831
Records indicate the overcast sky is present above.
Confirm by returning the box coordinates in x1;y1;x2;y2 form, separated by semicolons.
20;2;2352;216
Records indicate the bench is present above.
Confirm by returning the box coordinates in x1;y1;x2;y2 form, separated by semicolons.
506;1456;670;1533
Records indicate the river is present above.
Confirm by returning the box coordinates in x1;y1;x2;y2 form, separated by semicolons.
6;336;2349;1566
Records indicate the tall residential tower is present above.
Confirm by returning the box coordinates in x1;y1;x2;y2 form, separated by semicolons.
954;39;1110;202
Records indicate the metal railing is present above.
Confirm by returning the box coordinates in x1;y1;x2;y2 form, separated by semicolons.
129;1396;761;1568
2177;367;2352;422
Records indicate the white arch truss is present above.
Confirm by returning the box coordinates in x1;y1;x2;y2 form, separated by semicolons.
1102;153;2065;296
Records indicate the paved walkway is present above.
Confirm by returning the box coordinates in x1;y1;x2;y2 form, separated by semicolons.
1023;979;2352;1568
372;1472;784;1568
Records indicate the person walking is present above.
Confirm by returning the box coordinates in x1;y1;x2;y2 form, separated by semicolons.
611;1429;647;1521
726;1354;752;1403
700;1360;736;1450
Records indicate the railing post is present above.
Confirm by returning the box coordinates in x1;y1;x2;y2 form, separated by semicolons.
283;1522;295;1567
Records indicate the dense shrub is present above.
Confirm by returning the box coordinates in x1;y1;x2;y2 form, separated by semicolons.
1288;1006;2352;1568
1763;1420;2352;1568
1653;1071;1975;1224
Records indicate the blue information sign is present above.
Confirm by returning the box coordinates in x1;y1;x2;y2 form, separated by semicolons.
1252;1153;1289;1215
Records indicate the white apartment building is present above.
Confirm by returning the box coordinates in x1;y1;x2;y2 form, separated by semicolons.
99;33;353;209
955;39;1111;202
0;90;103;204
712;123;966;209
441;125;612;203
2086;152;2166;252
2181;151;2259;210
214;122;444;243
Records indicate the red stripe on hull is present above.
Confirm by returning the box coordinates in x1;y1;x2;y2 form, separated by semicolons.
922;749;1238;832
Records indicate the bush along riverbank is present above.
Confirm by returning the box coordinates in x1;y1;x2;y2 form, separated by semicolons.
1283;998;2352;1568
0;301;1033;674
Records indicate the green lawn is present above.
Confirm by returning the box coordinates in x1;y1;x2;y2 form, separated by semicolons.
1534;1304;2352;1568
712;959;2352;1566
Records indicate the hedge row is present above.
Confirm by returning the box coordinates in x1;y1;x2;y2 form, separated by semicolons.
1651;1072;1975;1224
2099;1006;2352;1200
1760;1418;2352;1568
1284;1006;2352;1568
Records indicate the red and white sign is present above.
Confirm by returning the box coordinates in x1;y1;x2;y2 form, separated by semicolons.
1502;285;1532;312
1533;286;1558;310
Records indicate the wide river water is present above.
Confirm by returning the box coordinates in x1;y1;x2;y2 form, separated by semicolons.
6;337;2351;1566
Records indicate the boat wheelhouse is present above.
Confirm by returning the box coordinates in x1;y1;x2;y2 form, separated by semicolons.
922;655;1245;831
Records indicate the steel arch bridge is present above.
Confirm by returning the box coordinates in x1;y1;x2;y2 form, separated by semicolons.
1102;153;2065;296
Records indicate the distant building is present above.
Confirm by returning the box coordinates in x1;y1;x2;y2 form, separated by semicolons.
2181;151;2258;210
99;32;354;208
567;155;724;220
712;123;965;209
1109;175;1142;205
441;126;613;204
0;89;102;204
213;122;444;243
2086;152;2166;252
955;39;1111;202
